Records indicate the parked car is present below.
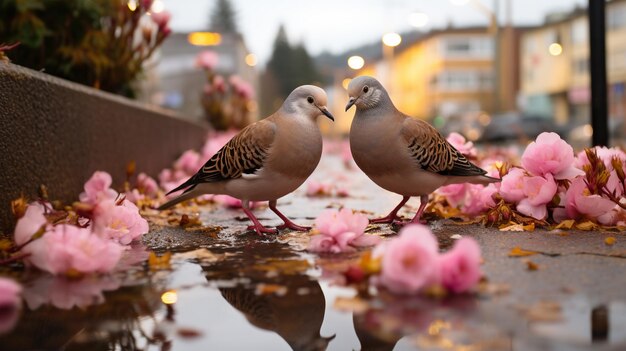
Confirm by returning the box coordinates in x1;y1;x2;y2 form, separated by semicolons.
480;112;570;142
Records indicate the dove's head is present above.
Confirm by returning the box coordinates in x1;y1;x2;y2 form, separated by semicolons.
345;76;388;112
283;85;334;121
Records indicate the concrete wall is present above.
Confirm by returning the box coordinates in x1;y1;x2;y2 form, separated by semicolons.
0;63;208;233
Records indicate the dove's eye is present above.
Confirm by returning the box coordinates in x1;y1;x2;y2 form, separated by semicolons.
363;86;369;93
307;96;314;104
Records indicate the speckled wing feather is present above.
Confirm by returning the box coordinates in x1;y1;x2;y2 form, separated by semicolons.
401;118;486;177
167;119;276;195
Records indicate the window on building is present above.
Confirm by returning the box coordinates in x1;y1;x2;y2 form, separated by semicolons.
442;36;493;58
573;58;589;74
608;3;626;30
571;19;588;44
435;70;492;91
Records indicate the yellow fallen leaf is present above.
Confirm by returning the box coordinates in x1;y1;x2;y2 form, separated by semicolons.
576;221;598;231
509;247;537;257
359;251;381;275
525;260;539;271
333;296;369;313
0;239;13;251
605;237;616;246
555;220;575;230
255;283;287;296
149;251;172;270
499;222;524;231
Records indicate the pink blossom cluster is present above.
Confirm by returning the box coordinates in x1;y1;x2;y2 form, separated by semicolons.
307;208;381;253
438;131;626;225
436;133;499;215
499;133;626;224
13;171;149;276
375;225;482;295
0;277;22;333
195;50;218;71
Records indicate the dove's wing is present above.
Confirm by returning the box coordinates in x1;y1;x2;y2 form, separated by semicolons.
167;119;277;194
400;117;487;177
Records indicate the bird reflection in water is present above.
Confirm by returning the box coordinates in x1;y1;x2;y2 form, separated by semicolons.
219;275;335;351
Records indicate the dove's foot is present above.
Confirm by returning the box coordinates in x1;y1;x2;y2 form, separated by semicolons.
246;224;278;235
369;196;411;224
276;222;311;231
242;207;277;235
269;200;310;232
370;215;401;224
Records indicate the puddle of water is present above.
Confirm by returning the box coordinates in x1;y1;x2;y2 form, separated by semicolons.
1;237;625;351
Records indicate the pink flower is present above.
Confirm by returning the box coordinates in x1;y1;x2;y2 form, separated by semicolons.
376;224;440;294
93;199;149;245
437;183;468;208
307;209;380;253
462;184;497;215
22;275;120;310
516;174;557;220
0;278;22;334
27;225;123;275
234;81;255;99
521;132;584;180
447;132;477;158
439;238;482;293
499;168;526;203
563;177;616;221
195;50;218;70
151;10;171;29
306;180;333;197
137;172;158;196
174;150;200;175
213;195;261;209
212;75;226;93
13;204;47;246
79;171;118;205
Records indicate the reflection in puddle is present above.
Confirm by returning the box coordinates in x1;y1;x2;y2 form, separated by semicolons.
1;240;625;351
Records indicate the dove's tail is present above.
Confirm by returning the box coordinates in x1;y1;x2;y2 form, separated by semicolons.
445;175;501;186
157;188;203;210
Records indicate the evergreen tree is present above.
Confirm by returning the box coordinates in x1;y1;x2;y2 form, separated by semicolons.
263;25;320;114
209;0;238;33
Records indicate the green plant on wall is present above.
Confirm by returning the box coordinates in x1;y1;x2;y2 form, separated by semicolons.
0;0;170;98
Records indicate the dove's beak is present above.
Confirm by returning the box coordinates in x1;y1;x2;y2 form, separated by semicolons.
318;106;335;121
345;97;357;112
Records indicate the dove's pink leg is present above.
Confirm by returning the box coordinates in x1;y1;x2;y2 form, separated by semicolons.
409;195;429;224
370;196;411;224
242;201;277;235
269;200;311;231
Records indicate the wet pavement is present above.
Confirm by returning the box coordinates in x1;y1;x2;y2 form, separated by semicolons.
2;156;626;350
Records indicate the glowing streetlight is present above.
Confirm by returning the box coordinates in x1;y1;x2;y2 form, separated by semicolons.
382;32;402;47
161;290;178;305
245;53;258;66
151;0;165;13
127;0;137;11
187;32;222;46
347;55;365;70
548;42;563;56
408;12;429;28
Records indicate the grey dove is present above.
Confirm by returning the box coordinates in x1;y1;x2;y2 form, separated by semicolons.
345;76;498;225
158;85;334;235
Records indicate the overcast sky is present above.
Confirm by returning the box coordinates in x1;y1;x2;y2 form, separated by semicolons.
163;0;586;64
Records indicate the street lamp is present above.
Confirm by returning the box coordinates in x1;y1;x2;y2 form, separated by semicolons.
382;32;402;47
381;32;401;96
347;55;365;70
408;12;429;28
548;42;563;56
